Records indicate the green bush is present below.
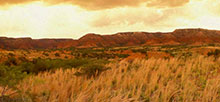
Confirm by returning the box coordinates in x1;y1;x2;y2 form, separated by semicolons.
207;49;220;58
116;54;129;58
54;53;60;57
132;49;147;54
18;56;28;62
8;53;15;57
43;53;49;56
75;63;109;78
18;58;108;74
4;57;18;66
0;65;27;98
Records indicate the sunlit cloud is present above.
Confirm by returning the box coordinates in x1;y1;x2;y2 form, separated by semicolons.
0;0;190;10
0;0;219;39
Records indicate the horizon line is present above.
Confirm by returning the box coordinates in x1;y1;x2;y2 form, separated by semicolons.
1;28;219;40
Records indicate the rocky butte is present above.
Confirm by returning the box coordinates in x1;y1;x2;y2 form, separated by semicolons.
0;28;220;49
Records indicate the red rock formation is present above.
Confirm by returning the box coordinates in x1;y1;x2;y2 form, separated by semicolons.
0;28;220;49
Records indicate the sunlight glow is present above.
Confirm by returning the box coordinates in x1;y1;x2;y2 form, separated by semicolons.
0;0;220;38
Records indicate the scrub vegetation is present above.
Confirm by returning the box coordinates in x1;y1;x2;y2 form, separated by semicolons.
0;45;220;102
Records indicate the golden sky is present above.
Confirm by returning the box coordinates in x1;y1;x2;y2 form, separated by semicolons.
0;0;220;39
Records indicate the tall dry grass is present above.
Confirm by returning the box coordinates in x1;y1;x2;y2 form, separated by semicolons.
17;56;220;102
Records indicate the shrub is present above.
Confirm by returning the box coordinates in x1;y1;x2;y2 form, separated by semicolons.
8;53;15;57
4;57;18;66
54;53;60;57
132;49;147;54
207;49;220;59
18;58;108;74
0;65;26;99
116;54;129;58
43;53;49;56
32;59;50;74
75;63;109;78
18;56;28;62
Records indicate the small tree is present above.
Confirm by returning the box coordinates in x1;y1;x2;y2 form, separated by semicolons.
54;53;60;57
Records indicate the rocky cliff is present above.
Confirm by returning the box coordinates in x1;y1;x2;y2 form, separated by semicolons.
1;28;220;49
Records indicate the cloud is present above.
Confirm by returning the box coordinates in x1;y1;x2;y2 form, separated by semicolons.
204;0;220;16
146;0;190;8
89;6;194;28
0;0;190;10
0;0;36;5
46;0;191;10
45;0;146;10
89;8;163;27
1;0;220;39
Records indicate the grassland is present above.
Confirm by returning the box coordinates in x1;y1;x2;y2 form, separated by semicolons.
0;45;220;102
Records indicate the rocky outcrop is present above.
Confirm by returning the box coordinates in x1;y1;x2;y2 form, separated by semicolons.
0;28;220;49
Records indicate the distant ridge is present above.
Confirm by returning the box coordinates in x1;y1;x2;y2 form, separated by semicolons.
1;28;220;49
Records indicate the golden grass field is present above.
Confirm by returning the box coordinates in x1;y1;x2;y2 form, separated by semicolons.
15;55;220;102
0;45;220;102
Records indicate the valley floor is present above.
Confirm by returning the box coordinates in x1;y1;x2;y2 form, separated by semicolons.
0;45;220;102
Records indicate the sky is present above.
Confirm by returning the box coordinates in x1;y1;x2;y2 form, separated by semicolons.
0;0;220;39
